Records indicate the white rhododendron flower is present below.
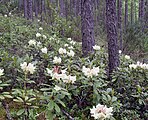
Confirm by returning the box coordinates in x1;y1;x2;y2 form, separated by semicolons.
54;85;62;91
82;66;99;78
37;41;42;47
39;27;43;30
64;44;69;47
4;14;7;17
67;38;72;41
63;75;76;84
129;61;148;69
36;32;41;37
0;69;4;76
46;68;67;80
125;55;130;59
59;48;67;54
93;45;101;50
70;41;76;45
68;46;74;50
28;40;36;46
53;56;61;64
90;104;113;120
67;50;75;57
42;35;47;39
20;62;36;74
119;50;122;54
41;47;47;54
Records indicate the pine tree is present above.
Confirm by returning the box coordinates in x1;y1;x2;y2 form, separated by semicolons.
106;0;119;76
81;0;95;56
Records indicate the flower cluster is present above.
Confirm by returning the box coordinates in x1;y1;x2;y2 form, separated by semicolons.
41;47;47;54
129;61;148;69
0;68;4;76
93;45;101;51
125;55;130;59
82;66;100;78
20;62;36;74
46;68;76;84
59;48;67;54
53;56;62;64
90;104;113;120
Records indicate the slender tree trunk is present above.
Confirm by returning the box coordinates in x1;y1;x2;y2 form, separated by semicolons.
140;0;145;23
106;0;119;76
131;0;133;24
35;0;39;18
59;0;65;17
27;0;33;20
24;0;28;18
134;0;137;22
117;0;122;50
124;0;128;29
81;0;95;56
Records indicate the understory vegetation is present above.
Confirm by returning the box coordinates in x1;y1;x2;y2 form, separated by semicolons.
0;14;147;120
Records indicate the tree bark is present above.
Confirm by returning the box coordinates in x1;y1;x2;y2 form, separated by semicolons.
131;0;133;24
117;0;122;50
27;0;33;20
124;0;128;29
59;0;65;17
106;0;119;76
24;0;28;18
81;0;95;56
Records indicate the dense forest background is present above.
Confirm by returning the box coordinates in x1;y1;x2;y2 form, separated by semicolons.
0;0;147;60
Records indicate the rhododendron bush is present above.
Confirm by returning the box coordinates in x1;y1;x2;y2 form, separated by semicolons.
0;15;147;120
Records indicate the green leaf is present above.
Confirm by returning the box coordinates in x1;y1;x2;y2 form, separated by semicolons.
57;99;66;107
28;98;36;102
0;95;5;100
17;109;25;116
3;95;13;98
54;103;60;113
48;100;54;111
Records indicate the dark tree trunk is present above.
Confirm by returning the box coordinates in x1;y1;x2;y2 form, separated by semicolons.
24;0;28;18
27;0;33;20
140;0;145;22
35;0;39;17
41;0;46;21
117;0;122;50
76;0;81;16
131;0;133;24
144;0;147;25
139;0;141;20
81;0;95;56
106;0;119;76
124;0;128;29
59;0;65;17
134;0;137;22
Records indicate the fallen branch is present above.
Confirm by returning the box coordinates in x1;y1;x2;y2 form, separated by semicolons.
62;109;74;120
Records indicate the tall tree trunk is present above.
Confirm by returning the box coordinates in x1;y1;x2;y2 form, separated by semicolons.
117;0;122;50
134;0;137;22
24;0;28;18
81;0;95;56
139;0;141;20
106;0;119;76
124;0;128;30
131;0;133;24
35;0;39;18
140;0;145;22
59;0;65;17
27;0;33;20
76;0;81;16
